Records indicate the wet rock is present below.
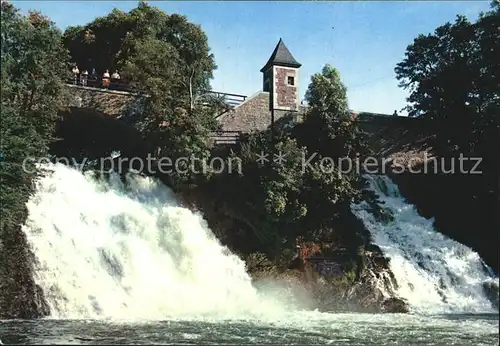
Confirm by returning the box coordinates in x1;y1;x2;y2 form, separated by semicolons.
382;297;410;313
0;220;51;319
483;281;499;310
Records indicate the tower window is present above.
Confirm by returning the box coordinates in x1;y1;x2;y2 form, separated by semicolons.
287;76;295;86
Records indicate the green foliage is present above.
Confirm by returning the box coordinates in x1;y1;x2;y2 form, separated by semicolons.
63;3;219;185
63;2;216;101
393;5;499;274
0;3;67;228
63;5;151;73
210;64;368;257
124;39;218;185
214;133;308;252
395;8;500;157
244;252;276;275
124;37;181;97
340;267;357;285
395;7;499;254
299;64;369;160
293;65;368;225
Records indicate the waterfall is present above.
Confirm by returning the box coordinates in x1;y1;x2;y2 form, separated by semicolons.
22;163;287;320
22;163;498;319
351;175;499;314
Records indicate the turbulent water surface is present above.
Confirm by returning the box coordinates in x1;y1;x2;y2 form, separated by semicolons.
1;313;498;345
4;165;498;345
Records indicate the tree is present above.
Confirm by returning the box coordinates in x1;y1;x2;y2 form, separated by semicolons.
159;14;217;110
122;36;218;186
63;3;219;185
208;132;311;255
1;3;68;225
395;5;500;157
293;64;367;205
0;2;67;318
62;7;138;74
394;3;500;274
208;66;368;258
62;2;217;104
298;64;369;161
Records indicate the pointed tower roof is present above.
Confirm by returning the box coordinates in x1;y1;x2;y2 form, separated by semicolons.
260;38;301;72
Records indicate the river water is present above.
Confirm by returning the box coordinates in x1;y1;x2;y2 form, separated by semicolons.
3;164;497;345
1;313;498;345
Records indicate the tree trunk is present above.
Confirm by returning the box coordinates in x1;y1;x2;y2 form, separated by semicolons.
189;71;194;111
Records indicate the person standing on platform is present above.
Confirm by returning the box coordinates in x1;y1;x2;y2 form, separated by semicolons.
71;65;79;85
80;69;88;86
102;69;110;89
111;70;120;81
111;70;120;90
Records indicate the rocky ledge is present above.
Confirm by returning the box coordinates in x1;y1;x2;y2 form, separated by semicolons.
245;247;410;314
0;222;50;319
179;184;411;314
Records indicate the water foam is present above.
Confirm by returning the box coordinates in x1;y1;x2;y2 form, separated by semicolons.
23;164;287;320
23;163;497;319
351;175;499;314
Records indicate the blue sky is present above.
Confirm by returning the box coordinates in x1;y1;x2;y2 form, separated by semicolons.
12;1;492;114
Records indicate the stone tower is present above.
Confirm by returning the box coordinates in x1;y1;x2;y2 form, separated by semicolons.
260;38;301;112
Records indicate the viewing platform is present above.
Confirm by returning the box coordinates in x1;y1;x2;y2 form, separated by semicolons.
66;79;247;107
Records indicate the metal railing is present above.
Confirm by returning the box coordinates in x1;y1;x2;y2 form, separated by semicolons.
66;77;135;93
66;80;248;109
209;130;241;145
204;91;247;107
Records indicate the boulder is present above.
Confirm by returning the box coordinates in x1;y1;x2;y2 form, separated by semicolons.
381;297;410;313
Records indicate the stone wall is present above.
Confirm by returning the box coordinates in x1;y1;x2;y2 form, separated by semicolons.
66;85;306;136
218;91;273;132
218;91;304;134
66;85;146;117
65;84;422;156
275;67;298;110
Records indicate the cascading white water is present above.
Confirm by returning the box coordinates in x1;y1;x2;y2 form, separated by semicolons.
22;163;288;320
23;163;498;320
351;174;499;314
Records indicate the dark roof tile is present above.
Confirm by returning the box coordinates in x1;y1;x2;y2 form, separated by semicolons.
260;38;301;72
